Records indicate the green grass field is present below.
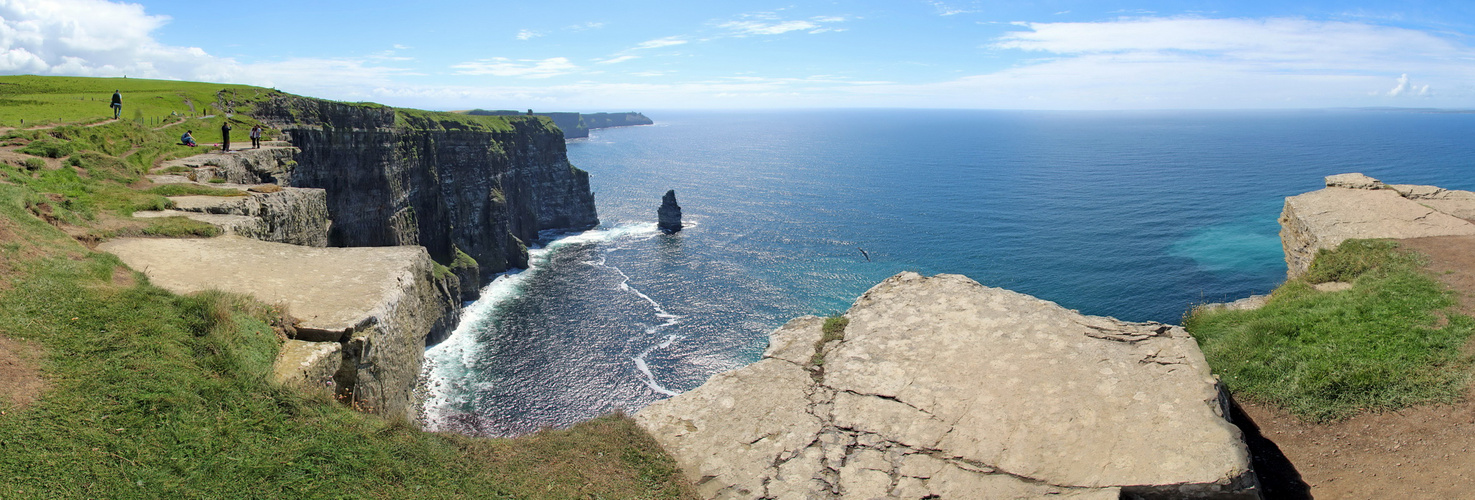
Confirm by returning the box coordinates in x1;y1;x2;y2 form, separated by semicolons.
1187;239;1475;422
0;75;695;499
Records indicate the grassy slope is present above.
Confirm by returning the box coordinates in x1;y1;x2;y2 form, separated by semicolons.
1187;239;1475;422
0;75;694;499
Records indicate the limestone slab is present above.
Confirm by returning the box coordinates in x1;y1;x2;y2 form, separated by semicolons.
99;236;452;418
637;272;1260;499
1279;186;1475;277
99;236;415;332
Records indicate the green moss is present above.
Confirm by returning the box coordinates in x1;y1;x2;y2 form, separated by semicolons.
811;315;849;366
451;248;479;270
1186;239;1474;422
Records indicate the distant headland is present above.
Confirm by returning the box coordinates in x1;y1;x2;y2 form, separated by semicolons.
460;109;653;139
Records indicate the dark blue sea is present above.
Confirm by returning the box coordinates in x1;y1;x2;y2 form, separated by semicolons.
423;109;1475;436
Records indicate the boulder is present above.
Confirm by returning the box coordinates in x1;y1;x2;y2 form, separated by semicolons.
272;340;342;396
658;189;683;234
1279;174;1475;277
636;272;1260;499
1324;172;1386;190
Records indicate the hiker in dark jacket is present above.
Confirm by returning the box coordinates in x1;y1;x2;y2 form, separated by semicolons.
221;122;232;151
110;90;121;119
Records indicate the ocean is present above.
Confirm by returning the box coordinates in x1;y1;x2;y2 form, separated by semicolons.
422;109;1475;436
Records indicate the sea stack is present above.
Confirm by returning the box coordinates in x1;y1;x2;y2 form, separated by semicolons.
658;189;683;234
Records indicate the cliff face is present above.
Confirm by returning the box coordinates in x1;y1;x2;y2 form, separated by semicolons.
256;97;599;278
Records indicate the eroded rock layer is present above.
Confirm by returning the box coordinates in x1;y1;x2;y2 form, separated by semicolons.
637;272;1259;499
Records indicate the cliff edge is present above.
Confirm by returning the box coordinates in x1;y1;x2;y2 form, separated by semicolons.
1279;173;1475;278
637;272;1259;499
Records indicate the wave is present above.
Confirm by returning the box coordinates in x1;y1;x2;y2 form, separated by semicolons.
421;222;671;430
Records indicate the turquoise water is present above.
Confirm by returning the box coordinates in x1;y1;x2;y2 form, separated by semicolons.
423;109;1475;436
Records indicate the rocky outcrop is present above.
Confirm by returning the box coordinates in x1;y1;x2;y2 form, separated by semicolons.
97;236;457;419
157;145;299;185
636;272;1259;499
134;187;331;247
273;340;342;396
658;190;682;234
1279;173;1475;278
581;112;654;129
259;99;599;277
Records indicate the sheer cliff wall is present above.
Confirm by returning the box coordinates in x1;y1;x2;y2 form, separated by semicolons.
254;97;599;278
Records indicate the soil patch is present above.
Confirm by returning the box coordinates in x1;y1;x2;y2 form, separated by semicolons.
0;334;46;410
1240;396;1475;500
1399;235;1475;315
1240;234;1475;499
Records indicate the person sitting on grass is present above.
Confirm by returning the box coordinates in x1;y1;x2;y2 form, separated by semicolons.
181;130;197;147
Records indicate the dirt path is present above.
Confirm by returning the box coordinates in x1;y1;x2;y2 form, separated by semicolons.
1240;234;1475;499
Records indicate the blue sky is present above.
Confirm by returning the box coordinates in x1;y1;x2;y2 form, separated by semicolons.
3;0;1475;110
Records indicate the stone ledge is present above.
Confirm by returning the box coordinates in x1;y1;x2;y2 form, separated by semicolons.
637;272;1259;499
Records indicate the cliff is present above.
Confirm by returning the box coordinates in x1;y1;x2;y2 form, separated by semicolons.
256;97;599;282
1279;173;1475;278
637;273;1259;499
464;109;652;139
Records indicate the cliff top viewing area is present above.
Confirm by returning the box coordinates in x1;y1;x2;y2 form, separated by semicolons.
0;75;692;499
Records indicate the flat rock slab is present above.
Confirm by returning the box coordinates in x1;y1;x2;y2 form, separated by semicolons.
1279;175;1475;277
637;272;1259;499
98;236;427;333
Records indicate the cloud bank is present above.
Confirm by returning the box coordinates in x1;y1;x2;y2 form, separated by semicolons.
2;1;1473;110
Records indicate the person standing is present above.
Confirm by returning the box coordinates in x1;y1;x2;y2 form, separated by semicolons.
250;125;262;149
221;121;232;152
110;90;121;119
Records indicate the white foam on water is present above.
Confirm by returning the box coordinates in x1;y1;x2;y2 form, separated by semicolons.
422;222;685;429
422;222;661;430
602;262;684;397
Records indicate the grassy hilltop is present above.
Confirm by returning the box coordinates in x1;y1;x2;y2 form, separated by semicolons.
0;75;693;499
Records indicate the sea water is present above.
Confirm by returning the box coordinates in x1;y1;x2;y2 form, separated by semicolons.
423;109;1475;436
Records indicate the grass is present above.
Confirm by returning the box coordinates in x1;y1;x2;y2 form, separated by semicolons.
1186;239;1475;422
811;315;849;367
144;184;247;197
0;75;697;498
0;243;691;498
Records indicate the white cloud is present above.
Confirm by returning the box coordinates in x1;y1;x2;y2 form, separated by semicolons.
451;57;577;78
925;1;975;16
568;22;604;31
1388;73;1431;97
634;37;687;49
937;17;1475;108
721;20;819;36
516;29;542;41
597;55;638;65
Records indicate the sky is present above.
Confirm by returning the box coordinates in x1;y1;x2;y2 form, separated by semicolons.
2;0;1475;110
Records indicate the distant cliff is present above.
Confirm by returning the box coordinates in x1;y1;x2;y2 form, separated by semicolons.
464;109;653;139
254;97;598;283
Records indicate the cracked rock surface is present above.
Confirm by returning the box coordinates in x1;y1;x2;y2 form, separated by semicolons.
1279;173;1475;278
636;272;1259;499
